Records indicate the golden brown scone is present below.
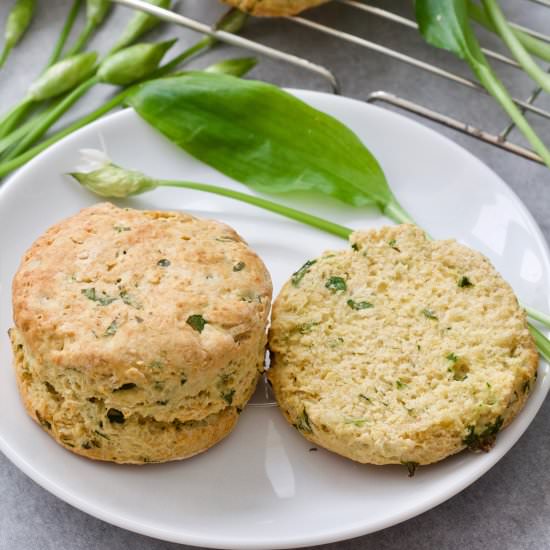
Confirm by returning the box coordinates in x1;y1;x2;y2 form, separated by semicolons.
221;0;328;16
268;225;538;468
11;203;272;464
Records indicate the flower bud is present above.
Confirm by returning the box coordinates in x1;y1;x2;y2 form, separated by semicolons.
4;0;35;49
98;39;176;86
215;9;248;34
70;149;158;198
111;0;172;53
28;52;98;101
204;57;257;77
86;0;112;26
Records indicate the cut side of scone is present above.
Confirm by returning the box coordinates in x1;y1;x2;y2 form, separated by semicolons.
268;225;538;467
10;203;272;464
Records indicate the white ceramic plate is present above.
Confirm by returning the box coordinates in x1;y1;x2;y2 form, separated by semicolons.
0;91;549;549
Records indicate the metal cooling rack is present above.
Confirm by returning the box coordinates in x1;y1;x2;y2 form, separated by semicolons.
112;0;550;165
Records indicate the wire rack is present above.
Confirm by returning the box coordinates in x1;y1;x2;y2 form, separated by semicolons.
112;0;550;165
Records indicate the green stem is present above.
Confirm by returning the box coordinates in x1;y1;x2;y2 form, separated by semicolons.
0;109;47;158
47;0;82;66
64;19;96;58
468;0;550;63
162;180;550;360
525;305;550;329
6;76;98;160
474;63;550;167
0;91;130;178
0;1;81;144
529;323;550;364
0;35;224;172
153;36;215;77
160;179;549;360
482;0;550;94
160;180;353;239
0;98;34;139
0;44;12;69
384;198;416;226
1;36;218;165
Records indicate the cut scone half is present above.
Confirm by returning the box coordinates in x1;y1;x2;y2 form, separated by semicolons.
11;203;272;464
268;224;538;469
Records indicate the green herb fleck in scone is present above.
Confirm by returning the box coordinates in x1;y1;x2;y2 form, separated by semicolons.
268;224;538;468
10;203;272;464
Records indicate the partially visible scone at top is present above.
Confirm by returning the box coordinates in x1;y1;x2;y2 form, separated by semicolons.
268;224;538;468
221;0;328;16
10;203;272;464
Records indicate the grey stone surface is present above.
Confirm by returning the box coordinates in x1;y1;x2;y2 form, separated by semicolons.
0;1;549;549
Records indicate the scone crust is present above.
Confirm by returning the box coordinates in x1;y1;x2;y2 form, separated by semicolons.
221;0;328;16
11;203;272;463
268;225;538;466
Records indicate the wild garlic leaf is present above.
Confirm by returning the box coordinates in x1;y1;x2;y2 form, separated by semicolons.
127;72;394;209
415;0;550;167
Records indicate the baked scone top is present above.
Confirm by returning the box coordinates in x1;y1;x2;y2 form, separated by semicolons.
13;203;272;381
268;224;538;465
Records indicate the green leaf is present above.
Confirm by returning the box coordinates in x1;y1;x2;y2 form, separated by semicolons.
482;0;550;95
467;0;550;63
415;0;550;168
126;72;395;210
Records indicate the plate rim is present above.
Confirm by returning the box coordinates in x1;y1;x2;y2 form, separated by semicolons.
0;89;549;549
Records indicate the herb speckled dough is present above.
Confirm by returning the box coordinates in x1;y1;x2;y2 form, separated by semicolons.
268;225;538;467
221;0;327;16
10;203;272;464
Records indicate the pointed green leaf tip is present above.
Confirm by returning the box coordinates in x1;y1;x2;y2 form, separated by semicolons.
126;72;394;211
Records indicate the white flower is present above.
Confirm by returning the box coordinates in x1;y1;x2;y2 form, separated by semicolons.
75;148;111;173
70;149;157;198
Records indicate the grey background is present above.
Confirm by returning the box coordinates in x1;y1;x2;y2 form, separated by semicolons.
1;1;549;549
